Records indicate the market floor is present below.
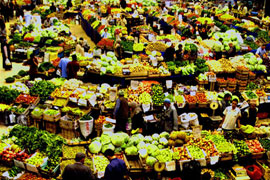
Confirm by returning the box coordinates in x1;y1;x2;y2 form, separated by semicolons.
0;21;95;86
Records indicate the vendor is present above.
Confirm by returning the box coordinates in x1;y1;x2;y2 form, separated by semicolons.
256;44;269;61
130;28;140;43
219;93;232;114
209;23;220;35
219;99;241;135
212;38;223;60
120;0;126;9
241;101;258;126
79;37;90;52
164;42;175;62
66;0;73;10
114;40;122;59
161;99;178;132
175;44;183;61
129;101;144;132
50;3;57;13
226;42;236;58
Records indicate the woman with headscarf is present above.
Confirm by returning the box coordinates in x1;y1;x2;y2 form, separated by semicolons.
129;102;144;131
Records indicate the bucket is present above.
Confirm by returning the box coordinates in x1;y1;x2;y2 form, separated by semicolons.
102;124;115;134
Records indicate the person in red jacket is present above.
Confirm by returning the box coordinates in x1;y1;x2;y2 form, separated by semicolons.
66;54;80;79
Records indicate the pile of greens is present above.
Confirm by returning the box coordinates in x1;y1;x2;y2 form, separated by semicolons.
38;62;55;72
30;80;56;102
214;20;230;32
195;58;209;74
0;86;20;104
120;41;134;52
7;125;66;171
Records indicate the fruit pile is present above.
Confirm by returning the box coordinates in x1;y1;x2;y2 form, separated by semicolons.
168;131;188;147
19;172;50;180
0;145;21;162
196;92;207;103
233;140;251;157
139;92;152;104
246;140;264;153
53;98;68;107
205;134;237;154
26;152;47;166
240;125;255;134
14;151;30;162
15;94;38;104
187;138;219;157
187;145;205;159
62;145;85;159
93;156;110;172
128;94;139;103
151;84;165;106
184;95;197;104
173;146;191;160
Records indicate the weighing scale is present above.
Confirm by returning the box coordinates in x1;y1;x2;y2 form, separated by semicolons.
209;101;222;122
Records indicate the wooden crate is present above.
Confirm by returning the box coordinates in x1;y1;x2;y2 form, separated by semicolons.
33;118;43;129
45;121;59;134
43;112;61;122
59;116;78;130
61;129;79;139
256;160;270;180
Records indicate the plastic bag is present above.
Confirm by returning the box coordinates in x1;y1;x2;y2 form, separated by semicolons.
5;59;11;66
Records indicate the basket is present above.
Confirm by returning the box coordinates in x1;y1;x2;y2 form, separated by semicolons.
39;164;60;178
59;115;78;130
45;121;59;134
61;129;79;139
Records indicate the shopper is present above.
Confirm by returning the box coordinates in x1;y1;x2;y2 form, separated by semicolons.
209;23;220;35
66;54;80;79
241;101;258;126
161;99;178;132
79;37;90;52
219;99;241;131
164;42;175;62
113;91;129;132
114;40;122;60
3;2;9;22
212;38;223;60
75;40;85;56
23;53;39;80
58;51;71;78
104;149;127;180
226;42;236;58
198;25;208;40
101;28;109;38
1;16;12;70
62;152;95;180
129;101;144;131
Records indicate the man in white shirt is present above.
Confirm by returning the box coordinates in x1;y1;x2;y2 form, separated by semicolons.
220;99;241;131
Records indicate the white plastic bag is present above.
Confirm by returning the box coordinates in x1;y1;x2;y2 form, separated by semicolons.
79;118;94;138
5;59;11;66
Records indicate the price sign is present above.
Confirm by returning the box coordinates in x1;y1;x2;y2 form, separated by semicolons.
190;91;196;96
166;80;173;89
192;125;202;139
109;90;116;101
142;104;151;112
208;74;216;82
130;80;139;90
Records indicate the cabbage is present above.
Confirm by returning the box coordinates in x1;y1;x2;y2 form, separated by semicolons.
144;136;153;143
159;137;168;146
152;141;159;145
89;141;102;154
257;65;266;71
147;144;158;155
258;58;263;64
102;143;115;153
101;134;111;145
151;149;161;158
137;141;146;150
152;133;159;141
146;156;157;167
159;132;169;139
139;149;148;158
111;133;125;147
125;146;138;155
117;132;129;143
